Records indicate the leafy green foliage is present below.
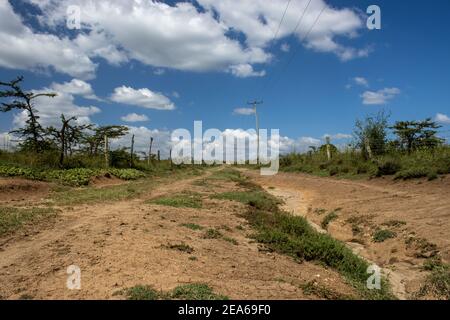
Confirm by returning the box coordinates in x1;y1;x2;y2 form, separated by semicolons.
124;285;161;300
0;165;145;186
280;146;450;180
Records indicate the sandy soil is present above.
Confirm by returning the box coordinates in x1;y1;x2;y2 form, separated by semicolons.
0;172;356;300
245;171;450;299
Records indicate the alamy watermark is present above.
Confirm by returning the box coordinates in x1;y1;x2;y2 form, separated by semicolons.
171;121;279;176
66;265;81;290
366;264;381;290
66;4;382;31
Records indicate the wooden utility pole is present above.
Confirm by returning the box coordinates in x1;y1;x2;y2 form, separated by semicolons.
247;100;263;165
104;135;109;168
326;136;332;161
148;137;154;166
130;134;135;168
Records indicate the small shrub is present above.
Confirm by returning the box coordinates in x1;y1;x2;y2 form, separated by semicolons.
180;223;204;231
373;229;396;242
376;158;401;176
394;167;429;180
223;237;238;245
203;228;223;239
125;285;161;300
416;267;450;300
170;283;228;300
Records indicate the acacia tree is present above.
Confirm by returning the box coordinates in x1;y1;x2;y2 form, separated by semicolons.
83;125;129;156
0;76;56;152
47;114;92;166
354;111;390;158
391;118;443;153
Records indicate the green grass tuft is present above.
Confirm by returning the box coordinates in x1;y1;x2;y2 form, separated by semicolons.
0;206;59;236
202;228;223;239
373;229;396;242
171;283;229;300
125;285;161;300
123;283;228;300
149;192;203;209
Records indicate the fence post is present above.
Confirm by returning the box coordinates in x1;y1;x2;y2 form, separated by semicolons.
148;137;154;166
104;135;109;168
157;150;161;162
130;134;135;168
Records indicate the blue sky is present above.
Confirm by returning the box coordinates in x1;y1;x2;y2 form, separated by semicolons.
1;0;450;153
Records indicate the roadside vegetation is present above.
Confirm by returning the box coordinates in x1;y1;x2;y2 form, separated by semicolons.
280;111;449;180
0;76;204;188
121;283;228;300
149;192;203;209
0;206;59;236
213;169;394;300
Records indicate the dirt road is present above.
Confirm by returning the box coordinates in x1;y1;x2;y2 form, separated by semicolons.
0;171;355;300
245;171;450;299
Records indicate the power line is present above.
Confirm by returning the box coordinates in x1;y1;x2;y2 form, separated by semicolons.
272;0;292;41
258;0;312;97
260;1;326;98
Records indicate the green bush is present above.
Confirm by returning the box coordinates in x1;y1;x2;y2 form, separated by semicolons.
0;165;146;186
373;229;396;242
394;167;429;180
376;158;402;176
279;146;450;180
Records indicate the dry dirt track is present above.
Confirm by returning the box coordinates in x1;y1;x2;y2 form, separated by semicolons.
245;170;450;299
0;171;356;300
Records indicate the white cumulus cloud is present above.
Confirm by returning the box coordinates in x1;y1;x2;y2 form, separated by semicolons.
111;86;175;111
229;64;266;78
50;79;101;101
14;0;368;80
233;108;256;116
0;1;97;79
361;87;401;105
121;113;149;123
435;113;450;124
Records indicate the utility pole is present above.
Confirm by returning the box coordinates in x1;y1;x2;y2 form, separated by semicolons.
247;100;263;165
148;137;154;166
